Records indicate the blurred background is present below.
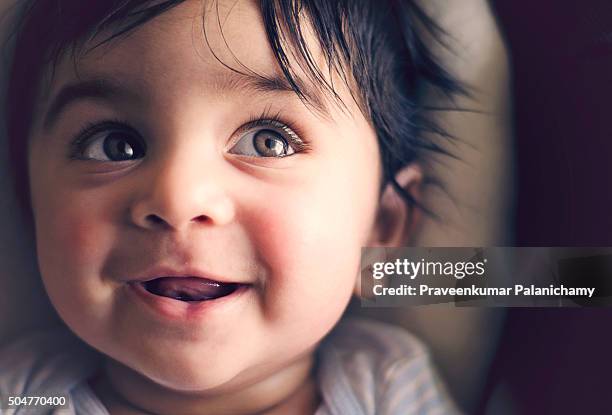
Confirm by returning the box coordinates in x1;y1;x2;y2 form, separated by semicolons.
479;1;612;413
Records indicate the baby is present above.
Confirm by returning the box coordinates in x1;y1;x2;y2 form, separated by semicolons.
0;0;467;414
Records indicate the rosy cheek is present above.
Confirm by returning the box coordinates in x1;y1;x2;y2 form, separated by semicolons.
34;200;116;326
63;218;104;264
34;192;109;281
244;182;365;316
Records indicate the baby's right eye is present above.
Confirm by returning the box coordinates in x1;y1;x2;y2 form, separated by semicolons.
72;122;146;162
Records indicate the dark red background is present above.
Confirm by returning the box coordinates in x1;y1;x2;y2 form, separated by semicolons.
481;1;612;413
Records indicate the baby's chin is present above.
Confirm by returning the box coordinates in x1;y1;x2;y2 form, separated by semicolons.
95;325;319;396
104;344;259;393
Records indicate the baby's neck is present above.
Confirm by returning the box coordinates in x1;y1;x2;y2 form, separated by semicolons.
88;354;320;415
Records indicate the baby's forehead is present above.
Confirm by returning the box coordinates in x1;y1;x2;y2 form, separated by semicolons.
47;1;279;98
40;0;356;123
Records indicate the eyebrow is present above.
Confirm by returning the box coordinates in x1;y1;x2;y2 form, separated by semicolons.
43;71;328;130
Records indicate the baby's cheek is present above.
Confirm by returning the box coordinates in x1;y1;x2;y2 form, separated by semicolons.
247;183;367;325
37;207;104;275
33;194;116;316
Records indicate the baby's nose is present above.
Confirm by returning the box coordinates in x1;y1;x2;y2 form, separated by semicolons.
129;155;236;232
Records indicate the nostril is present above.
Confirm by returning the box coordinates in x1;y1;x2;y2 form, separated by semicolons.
146;214;166;226
143;213;209;228
192;215;209;223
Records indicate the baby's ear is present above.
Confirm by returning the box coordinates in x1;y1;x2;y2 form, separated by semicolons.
367;164;423;247
354;165;422;299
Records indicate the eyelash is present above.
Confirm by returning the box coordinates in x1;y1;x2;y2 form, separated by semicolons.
68;118;139;160
68;110;310;160
233;107;311;154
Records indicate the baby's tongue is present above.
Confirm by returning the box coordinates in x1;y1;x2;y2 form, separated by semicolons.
143;277;236;301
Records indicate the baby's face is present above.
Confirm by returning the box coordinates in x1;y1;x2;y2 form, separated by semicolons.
28;0;381;391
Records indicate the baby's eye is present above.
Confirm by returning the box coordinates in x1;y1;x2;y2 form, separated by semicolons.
72;124;146;162
228;121;305;158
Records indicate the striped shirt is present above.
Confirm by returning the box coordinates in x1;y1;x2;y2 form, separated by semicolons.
0;318;460;414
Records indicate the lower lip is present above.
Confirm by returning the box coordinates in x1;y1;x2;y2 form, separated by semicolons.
126;281;251;321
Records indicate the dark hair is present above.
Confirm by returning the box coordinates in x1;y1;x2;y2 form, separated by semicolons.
4;0;461;217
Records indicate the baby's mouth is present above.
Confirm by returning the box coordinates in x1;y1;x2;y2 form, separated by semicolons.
139;277;242;302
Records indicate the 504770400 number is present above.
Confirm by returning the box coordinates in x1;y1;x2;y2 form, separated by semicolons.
3;395;68;409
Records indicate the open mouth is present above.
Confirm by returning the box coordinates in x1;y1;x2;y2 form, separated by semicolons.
138;277;244;302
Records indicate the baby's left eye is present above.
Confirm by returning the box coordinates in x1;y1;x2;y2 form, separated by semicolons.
229;122;304;158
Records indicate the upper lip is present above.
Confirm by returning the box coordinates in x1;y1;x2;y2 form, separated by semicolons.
126;265;247;285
